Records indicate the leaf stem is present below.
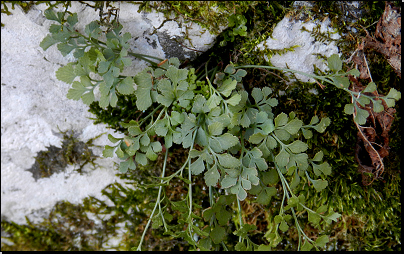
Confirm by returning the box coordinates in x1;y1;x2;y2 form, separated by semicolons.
136;147;169;251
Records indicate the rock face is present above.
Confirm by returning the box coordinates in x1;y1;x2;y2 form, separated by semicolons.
0;2;217;224
256;17;341;83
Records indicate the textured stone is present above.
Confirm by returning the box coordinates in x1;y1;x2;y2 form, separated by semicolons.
0;1;217;224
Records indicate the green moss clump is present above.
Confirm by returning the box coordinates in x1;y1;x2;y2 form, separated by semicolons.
26;128;101;181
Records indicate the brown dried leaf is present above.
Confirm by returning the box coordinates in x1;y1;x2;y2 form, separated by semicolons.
364;2;401;78
350;77;396;185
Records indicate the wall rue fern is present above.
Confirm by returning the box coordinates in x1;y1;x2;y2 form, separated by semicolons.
37;7;401;251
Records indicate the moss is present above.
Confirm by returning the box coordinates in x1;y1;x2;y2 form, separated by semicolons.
26;128;102;181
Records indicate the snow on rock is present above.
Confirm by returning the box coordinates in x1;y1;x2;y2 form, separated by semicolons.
1;1;217;225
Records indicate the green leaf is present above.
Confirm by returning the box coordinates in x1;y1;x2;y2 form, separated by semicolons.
257;186;277;205
221;175;238;188
170;111;185;126
274;112;288;127
155;119;168;136
52;30;71;42
217;153;241;168
40;34;58;51
67;81;87;100
301;241;314;251
242;166;260;185
117;77;135;95
324;211;342;224
119;160;130;173
116;146;124;158
134;71;153;111
344;103;354;115
262;168;279;185
331;76;350;89
308;211;321;225
103;145;115;157
110;90;118;107
66;13;78;27
192;94;210;113
347;68;360;77
386;87;401;100
249;133;266;144
384;98;396;107
108;134;121;143
216;209;232;226
198;238;212;251
275;149;289;168
315;235;329;248
156;79;175;107
357;96;370;106
210;226;226;244
363;82;377;93
44;9;61;22
373;100;384;113
135;152;147;166
191;157;205;175
312;150;324;161
301;128;313;139
311;178;328;192
98;61;110;74
217;78;237;97
146;146;157;161
312;117;331;133
165;65;188;86
226;93;241;106
279;220;289;232
151;141;162;153
57;42;76;56
209;133;239;153
233;224;257;238
224;64;236;74
73;48;85;58
354;107;369;125
207;94;221;109
237;185;248;200
287;140;308;153
257;244;272;251
235;242;247;251
129;126;142;136
313;162;332;176
291;153;309;171
204;164;220;186
290;171;301;190
81;90;95;105
208;122;224;136
274;129;290;141
309;115;319;125
327;54;342;72
56;62;76;84
140;134;150;146
266;135;277;149
49;24;62;33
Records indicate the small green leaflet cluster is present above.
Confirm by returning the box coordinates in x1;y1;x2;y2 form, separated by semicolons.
326;54;401;126
102;56;334;206
40;10;134;108
220;14;248;46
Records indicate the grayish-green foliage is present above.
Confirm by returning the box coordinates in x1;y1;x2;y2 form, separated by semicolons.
39;9;401;251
